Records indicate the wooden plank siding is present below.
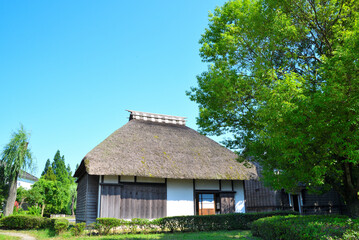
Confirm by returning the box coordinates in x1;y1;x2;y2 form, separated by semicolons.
100;183;166;219
75;174;87;223
244;180;344;214
75;173;99;224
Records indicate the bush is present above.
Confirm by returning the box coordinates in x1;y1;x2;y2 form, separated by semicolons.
251;215;359;240
71;222;86;236
95;218;129;235
54;219;69;235
27;206;41;216
93;211;296;235
156;210;298;232
0;215;52;229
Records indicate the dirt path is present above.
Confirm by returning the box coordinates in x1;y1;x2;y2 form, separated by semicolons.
0;231;36;240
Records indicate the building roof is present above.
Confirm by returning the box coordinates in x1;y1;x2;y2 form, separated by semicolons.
74;111;258;180
19;170;39;182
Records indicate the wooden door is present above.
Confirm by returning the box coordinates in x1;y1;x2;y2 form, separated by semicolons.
220;192;235;214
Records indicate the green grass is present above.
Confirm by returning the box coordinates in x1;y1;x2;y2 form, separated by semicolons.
0;233;21;240
22;229;262;239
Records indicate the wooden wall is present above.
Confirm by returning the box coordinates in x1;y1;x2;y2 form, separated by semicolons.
244;180;344;214
75;173;99;224
75;173;87;222
301;189;344;215
244;180;289;212
100;182;166;219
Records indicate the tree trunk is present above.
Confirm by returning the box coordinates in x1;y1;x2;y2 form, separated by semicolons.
71;196;75;216
3;178;18;216
41;204;45;217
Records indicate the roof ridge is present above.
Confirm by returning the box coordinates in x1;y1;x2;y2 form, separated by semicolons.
127;110;186;125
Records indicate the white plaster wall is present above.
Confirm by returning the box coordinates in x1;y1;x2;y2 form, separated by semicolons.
234;180;245;213
17;180;33;190
120;176;135;182
195;180;220;190
167;179;194;216
137;176;165;183
103;175;118;184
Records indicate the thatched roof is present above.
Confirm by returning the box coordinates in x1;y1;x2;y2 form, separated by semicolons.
74;111;258;180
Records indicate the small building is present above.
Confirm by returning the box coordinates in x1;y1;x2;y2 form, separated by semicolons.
17;171;38;190
74;110;258;224
244;163;344;214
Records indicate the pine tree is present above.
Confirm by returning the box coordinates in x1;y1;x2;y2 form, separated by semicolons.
41;159;51;176
51;150;69;184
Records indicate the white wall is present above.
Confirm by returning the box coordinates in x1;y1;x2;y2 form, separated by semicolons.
137;176;165;183
167;179;194;216
17;178;34;190
103;175;118;184
195;179;220;190
234;180;245;213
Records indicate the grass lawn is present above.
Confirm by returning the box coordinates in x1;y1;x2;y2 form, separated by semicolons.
20;229;262;240
0;235;20;240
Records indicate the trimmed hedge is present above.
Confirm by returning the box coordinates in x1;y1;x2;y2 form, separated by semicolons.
155;210;298;232
94;210;297;234
251;215;359;240
0;215;55;230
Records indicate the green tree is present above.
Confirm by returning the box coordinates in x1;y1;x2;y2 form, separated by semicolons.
0;125;33;216
16;186;28;209
41;159;51;176
52;150;70;185
188;0;359;216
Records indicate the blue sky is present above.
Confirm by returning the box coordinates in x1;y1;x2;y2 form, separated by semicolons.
0;0;227;178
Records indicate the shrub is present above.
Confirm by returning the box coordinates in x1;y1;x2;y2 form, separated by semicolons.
95;218;129;235
251;215;359;240
93;211;296;235
27;206;41;216
71;222;86;236
54;219;69;235
157;210;298;232
0;215;51;229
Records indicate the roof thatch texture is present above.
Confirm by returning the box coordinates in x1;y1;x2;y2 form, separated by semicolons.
75;119;258;180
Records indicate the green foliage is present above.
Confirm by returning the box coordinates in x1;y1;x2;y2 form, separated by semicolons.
27;205;42;216
0;215;54;230
251;215;359;240
54;218;69;235
0;125;33;216
188;0;359;215
70;222;86;236
0;125;33;182
156;210;298;232
41;159;51;176
52;150;71;185
26;150;77;216
94;211;296;235
95;218;129;235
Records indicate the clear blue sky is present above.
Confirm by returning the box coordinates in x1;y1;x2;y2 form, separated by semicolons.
0;0;227;178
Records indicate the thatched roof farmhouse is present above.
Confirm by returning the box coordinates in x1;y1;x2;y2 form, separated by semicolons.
74;110;258;224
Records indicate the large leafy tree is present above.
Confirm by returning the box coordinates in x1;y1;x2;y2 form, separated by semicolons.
0;125;33;216
188;0;359;216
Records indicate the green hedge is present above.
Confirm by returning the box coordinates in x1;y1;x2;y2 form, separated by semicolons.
251;215;359;240
94;210;297;234
155;210;298;232
0;215;55;230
